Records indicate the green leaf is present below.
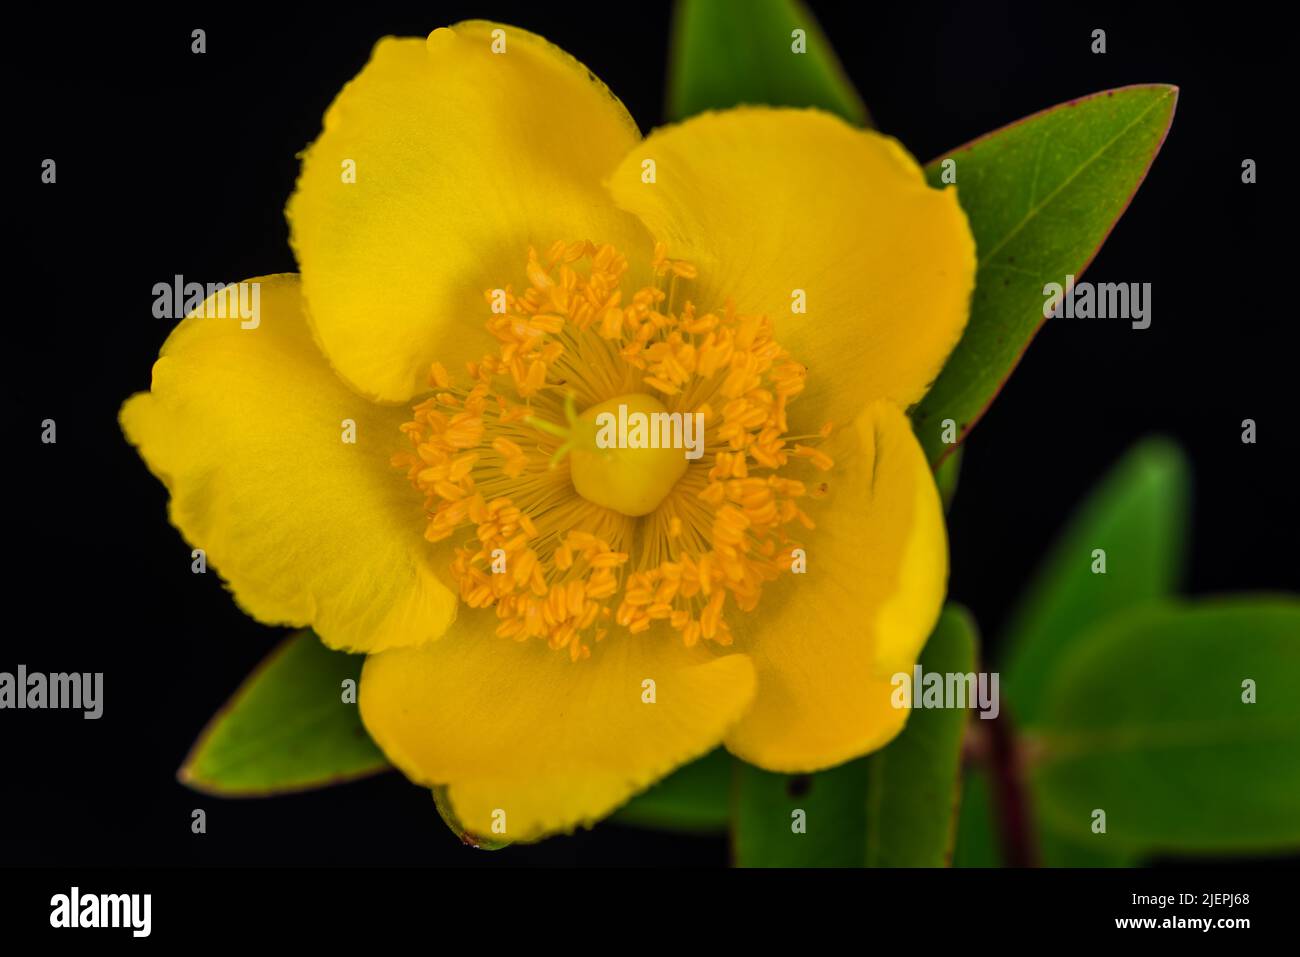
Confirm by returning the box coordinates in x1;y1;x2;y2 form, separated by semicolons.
934;444;963;512
950;756;1138;868
951;758;1138;867
179;631;387;795
614;748;733;833
732;606;976;866
1027;599;1300;855
1002;436;1190;724
1039;828;1138;868
952;766;1002;868
667;0;869;125
912;85;1178;464
732;757;869;867
865;605;978;866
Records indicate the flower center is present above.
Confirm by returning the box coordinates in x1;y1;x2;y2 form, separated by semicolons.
568;392;690;517
392;240;833;661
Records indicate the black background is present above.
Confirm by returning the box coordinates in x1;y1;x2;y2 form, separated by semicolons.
4;1;1294;867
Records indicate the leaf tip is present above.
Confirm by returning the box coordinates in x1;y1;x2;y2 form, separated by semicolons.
432;786;512;850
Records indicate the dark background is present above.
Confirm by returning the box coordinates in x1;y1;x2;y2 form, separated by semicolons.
5;1;1293;866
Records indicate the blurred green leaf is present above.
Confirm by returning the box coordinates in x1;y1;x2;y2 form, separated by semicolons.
935;444;963;512
866;605;977;866
614;748;733;833
1002;436;1190;724
951;755;1137;867
732;606;976;866
952;752;1137;868
667;0;869;125
180;631;387;795
952;766;1002;867
1028;599;1300;855
1039;828;1137;868
912;85;1178;464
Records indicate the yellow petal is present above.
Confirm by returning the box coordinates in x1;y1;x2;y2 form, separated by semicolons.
287;22;652;403
607;108;975;428
120;275;456;653
360;621;756;841
723;400;947;771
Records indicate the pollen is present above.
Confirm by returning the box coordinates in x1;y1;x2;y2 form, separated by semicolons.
392;240;834;661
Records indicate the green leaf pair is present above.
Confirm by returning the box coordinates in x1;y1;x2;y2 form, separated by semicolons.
622;440;1300;866
954;439;1300;865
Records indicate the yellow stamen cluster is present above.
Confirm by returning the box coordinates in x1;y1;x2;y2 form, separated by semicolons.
392;240;833;660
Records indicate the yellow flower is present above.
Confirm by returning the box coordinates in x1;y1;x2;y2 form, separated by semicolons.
121;21;975;842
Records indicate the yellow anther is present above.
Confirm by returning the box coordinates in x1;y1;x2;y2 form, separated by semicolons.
392;241;835;661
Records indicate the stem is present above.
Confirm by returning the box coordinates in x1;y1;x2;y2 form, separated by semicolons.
985;707;1040;867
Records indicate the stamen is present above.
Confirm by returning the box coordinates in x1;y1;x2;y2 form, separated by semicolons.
392;241;834;660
